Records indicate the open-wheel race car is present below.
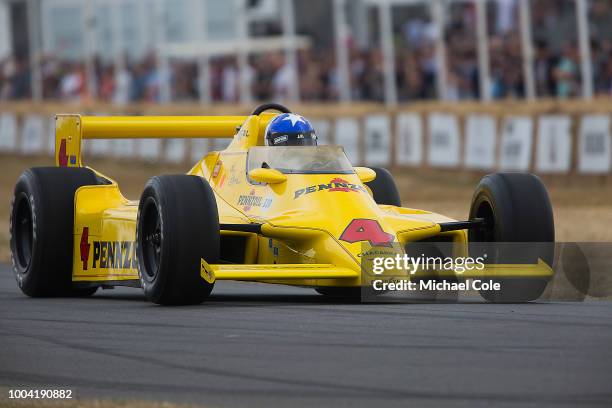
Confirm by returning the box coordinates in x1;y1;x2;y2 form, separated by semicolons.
9;103;555;305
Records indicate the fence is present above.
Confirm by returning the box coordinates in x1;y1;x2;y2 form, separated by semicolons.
1;100;611;177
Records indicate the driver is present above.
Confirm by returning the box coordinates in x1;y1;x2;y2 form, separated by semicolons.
265;113;318;146
260;113;344;172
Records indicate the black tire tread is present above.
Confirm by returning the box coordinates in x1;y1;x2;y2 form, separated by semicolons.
137;175;218;305
10;167;98;297
365;167;401;206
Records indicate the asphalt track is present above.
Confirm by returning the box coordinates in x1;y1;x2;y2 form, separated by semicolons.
1;264;612;408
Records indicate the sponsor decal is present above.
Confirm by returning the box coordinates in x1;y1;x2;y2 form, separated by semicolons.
79;227;137;270
212;160;222;177
339;219;394;247
237;127;249;139
238;189;273;211
80;227;91;270
58;139;77;167
200;258;215;284
357;248;398;258
227;164;241;186
294;177;367;199
273;135;288;145
92;240;138;269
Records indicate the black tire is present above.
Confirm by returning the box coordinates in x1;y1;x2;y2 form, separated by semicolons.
136;175;219;305
10;167;99;297
469;173;555;303
365;167;401;206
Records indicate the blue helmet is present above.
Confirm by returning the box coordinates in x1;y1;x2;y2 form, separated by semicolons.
265;113;317;146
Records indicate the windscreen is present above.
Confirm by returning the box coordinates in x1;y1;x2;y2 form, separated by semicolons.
247;146;354;174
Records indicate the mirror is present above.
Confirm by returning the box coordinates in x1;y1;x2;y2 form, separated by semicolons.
354;167;376;183
248;168;287;184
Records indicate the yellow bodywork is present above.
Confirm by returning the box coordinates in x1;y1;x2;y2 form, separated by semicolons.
55;113;553;289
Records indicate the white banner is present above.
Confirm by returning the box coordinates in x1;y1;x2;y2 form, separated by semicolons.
165;139;187;163
46;117;56;155
395;112;422;166
88;139;112;157
427;113;460;168
211;138;232;151
190;139;210;162
499;116;533;171
364;114;391;166
138;139;162;161
464;114;497;170
0;112;17;152
112;139;136;159
334;117;360;164
536;115;572;173
578;115;611;174
310;119;331;145
20;116;45;154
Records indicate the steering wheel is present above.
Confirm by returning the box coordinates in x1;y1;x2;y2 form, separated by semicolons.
251;103;291;116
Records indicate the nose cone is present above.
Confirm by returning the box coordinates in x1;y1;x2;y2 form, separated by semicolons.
266;173;436;269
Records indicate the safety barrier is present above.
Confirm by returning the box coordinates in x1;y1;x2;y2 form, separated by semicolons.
1;100;611;176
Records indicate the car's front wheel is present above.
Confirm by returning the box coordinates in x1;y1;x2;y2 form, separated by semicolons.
364;167;401;206
136;175;219;305
469;173;554;303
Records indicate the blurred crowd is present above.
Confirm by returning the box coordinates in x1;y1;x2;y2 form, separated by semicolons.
1;0;612;103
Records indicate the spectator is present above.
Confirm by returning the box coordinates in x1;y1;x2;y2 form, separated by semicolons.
554;43;579;98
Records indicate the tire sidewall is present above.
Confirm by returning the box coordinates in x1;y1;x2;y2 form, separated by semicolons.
10;174;43;295
469;173;554;302
136;175;219;305
9;167;99;297
137;188;169;302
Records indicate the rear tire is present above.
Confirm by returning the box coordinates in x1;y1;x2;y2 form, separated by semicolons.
10;167;99;297
469;173;554;303
365;167;401;206
136;175;219;305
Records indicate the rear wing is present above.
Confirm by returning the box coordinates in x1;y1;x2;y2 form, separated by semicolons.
54;114;247;167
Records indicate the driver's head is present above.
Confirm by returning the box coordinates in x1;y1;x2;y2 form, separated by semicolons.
265;113;317;146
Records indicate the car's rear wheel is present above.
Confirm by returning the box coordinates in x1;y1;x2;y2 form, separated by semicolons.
469;173;554;303
10;167;99;297
365;167;401;206
136;175;219;305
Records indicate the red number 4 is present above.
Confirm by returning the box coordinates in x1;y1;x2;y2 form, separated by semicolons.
339;219;394;247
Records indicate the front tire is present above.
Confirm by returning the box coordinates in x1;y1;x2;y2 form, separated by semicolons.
469;173;554;303
365;167;401;206
136;175;219;305
10;167;99;297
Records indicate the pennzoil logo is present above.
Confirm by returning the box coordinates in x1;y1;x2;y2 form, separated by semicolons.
79;227;137;270
294;177;367;199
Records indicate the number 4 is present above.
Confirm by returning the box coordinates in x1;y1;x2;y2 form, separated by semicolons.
339;219;394;247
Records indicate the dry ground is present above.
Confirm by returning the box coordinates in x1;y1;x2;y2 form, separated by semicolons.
1;154;611;262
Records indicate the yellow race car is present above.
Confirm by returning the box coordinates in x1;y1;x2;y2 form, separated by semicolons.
9;104;555;305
